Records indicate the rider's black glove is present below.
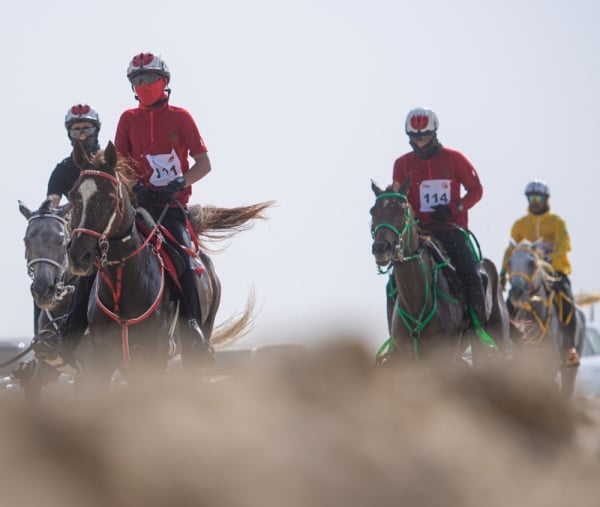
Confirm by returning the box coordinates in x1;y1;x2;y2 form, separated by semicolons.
431;204;452;223
132;183;150;208
156;177;186;204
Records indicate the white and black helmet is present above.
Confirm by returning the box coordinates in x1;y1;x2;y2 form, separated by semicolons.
64;104;101;130
405;107;439;136
127;52;170;84
525;180;550;197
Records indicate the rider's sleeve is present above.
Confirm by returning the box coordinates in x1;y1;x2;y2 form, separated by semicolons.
47;162;67;198
501;220;524;272
114;112;132;158
179;109;208;157
550;215;572;274
455;153;482;211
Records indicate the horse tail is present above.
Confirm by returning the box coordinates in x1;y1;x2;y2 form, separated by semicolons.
211;288;257;348
189;201;275;243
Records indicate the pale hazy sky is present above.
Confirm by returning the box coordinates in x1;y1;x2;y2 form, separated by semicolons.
3;0;599;353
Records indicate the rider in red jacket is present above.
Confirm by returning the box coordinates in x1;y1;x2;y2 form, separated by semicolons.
392;107;487;328
115;52;214;369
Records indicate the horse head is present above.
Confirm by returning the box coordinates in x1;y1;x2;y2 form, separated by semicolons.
68;141;134;276
370;178;416;267
20;199;71;309
506;239;553;306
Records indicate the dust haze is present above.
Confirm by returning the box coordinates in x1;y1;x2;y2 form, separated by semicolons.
1;335;600;507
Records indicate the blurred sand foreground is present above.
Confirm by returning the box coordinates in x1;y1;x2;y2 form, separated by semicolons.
1;339;600;507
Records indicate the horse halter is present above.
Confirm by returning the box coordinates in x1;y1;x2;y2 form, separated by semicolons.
26;213;70;285
70;169;127;265
371;192;420;266
507;245;548;297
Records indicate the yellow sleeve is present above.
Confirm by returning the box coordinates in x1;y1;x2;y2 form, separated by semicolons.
549;216;572;274
501;221;522;273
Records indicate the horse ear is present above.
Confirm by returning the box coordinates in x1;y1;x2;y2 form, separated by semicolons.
371;179;382;196
56;202;72;218
398;176;411;195
104;141;118;169
18;200;32;219
40;199;53;213
72;140;89;169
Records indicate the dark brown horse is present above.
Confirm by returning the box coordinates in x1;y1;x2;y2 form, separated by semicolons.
66;141;271;387
370;180;510;367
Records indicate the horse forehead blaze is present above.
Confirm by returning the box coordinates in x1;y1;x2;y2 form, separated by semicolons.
72;178;100;227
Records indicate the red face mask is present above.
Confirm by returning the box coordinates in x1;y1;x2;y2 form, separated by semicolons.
134;78;167;106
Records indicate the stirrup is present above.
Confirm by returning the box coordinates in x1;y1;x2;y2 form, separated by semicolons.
185;319;215;367
565;348;580;367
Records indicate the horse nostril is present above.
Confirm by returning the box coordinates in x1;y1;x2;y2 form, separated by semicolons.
372;241;390;255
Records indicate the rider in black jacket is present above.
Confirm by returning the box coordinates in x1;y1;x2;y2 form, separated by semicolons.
31;104;102;373
47;104;101;206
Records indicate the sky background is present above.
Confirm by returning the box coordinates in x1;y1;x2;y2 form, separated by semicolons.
2;0;599;354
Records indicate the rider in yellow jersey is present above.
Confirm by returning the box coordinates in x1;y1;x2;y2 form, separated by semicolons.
500;180;579;366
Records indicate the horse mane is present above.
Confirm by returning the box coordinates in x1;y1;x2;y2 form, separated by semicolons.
513;239;556;283
103;152;274;252
113;156;139;189
37;199;53;214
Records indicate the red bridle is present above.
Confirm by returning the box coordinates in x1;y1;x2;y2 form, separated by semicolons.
70;169;168;371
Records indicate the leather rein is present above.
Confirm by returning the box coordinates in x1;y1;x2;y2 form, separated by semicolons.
70;169;167;369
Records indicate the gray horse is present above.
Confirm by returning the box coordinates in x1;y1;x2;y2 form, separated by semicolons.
18;199;76;399
505;239;585;397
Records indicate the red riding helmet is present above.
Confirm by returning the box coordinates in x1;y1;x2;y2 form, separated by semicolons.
64;104;101;131
405;107;439;136
127;52;170;84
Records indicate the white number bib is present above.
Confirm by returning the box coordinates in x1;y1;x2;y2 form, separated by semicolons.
146;149;183;187
419;179;451;212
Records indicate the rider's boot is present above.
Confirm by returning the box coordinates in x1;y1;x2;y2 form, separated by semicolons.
179;269;215;370
563;316;580;367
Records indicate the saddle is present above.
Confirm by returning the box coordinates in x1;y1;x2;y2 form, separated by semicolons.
134;208;204;294
423;236;489;310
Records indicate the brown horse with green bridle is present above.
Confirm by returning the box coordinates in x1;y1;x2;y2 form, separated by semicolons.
370;180;510;367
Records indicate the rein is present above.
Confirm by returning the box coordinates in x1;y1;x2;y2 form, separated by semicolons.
372;191;453;360
508;245;556;343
